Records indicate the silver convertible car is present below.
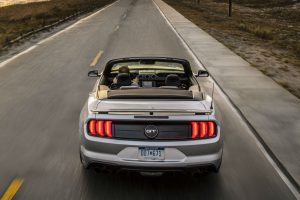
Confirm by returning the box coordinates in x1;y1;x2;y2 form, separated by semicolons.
79;57;223;174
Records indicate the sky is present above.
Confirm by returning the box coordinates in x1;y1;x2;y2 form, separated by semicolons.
0;0;48;7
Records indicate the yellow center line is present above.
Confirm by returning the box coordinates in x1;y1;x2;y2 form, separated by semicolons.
1;178;23;200
90;50;104;67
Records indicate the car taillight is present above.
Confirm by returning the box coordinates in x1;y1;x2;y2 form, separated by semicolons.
200;122;208;139
88;120;96;136
96;120;104;137
191;121;216;139
207;122;215;137
88;119;113;138
191;122;199;139
105;121;112;138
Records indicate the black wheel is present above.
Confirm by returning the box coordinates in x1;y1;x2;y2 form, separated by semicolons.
213;158;222;173
80;152;90;169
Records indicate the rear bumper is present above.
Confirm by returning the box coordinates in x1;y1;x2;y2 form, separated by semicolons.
81;145;222;170
80;134;223;170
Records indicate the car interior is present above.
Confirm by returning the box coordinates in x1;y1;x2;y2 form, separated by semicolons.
107;62;193;88
95;61;203;100
108;71;191;90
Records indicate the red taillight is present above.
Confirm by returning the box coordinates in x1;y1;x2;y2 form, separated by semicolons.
208;122;215;137
200;122;208;138
191;122;199;139
88;119;112;138
96;120;104;137
88;120;96;135
105;121;112;138
191;121;216;139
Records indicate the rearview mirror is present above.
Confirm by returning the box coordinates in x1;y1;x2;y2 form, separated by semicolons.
196;70;209;77
88;70;100;77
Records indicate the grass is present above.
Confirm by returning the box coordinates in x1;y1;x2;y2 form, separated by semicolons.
0;0;114;48
214;0;300;7
237;23;273;40
295;42;300;56
268;7;300;21
182;0;300;56
277;80;290;89
253;27;273;40
279;66;289;72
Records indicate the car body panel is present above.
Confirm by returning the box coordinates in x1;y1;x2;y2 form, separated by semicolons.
79;57;223;173
93;99;212;113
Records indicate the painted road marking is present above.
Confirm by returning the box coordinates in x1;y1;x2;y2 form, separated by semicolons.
1;178;23;200
90;50;103;67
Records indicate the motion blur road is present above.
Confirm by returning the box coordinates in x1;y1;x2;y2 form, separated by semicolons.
0;0;296;199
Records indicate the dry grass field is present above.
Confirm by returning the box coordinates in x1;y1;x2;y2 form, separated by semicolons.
165;0;300;98
0;0;113;48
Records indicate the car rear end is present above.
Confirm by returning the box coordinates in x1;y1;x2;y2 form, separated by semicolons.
79;100;223;173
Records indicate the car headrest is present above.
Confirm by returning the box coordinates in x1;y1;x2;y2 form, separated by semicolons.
165;74;180;87
116;73;131;86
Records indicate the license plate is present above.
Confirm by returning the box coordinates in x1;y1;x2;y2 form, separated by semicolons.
138;147;165;161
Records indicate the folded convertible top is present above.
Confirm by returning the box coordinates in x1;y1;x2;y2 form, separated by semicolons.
107;88;194;99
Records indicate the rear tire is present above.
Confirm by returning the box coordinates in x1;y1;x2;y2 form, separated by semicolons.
214;157;222;173
191;161;222;178
80;152;90;169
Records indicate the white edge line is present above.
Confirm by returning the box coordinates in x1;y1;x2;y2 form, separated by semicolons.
152;0;300;199
0;46;37;68
0;0;120;69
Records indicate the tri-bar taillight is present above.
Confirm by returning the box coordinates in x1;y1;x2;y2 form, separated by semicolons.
88;120;216;140
87;119;112;138
191;121;217;139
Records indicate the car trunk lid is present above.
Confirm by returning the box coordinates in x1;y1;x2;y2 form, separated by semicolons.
93;100;211;114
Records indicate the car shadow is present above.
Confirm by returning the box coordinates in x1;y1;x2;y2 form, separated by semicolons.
80;168;224;200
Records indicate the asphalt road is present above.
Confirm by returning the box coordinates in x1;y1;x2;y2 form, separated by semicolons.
0;0;296;199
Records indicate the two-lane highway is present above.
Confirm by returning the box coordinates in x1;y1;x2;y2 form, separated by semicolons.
0;0;296;199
